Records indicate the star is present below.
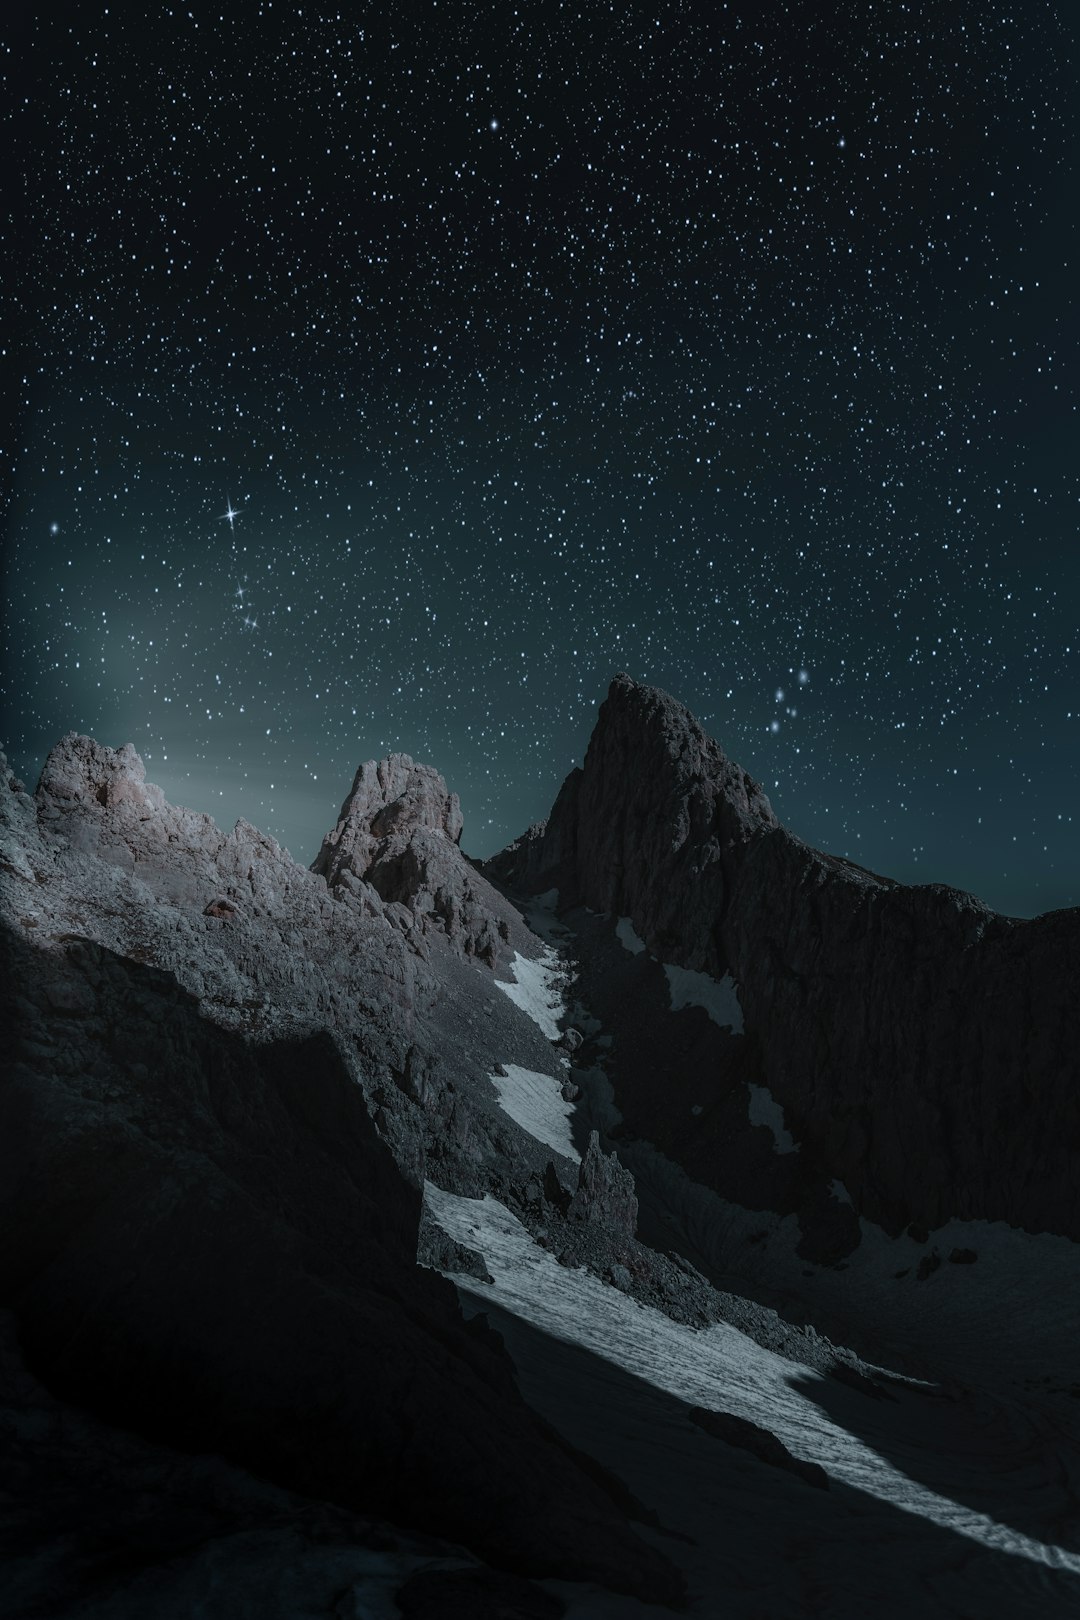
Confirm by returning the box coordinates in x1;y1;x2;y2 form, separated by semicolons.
221;499;240;530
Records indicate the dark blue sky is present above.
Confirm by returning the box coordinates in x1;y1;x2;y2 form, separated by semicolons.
3;1;1077;916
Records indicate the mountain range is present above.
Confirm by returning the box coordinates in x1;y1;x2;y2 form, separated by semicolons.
3;675;1079;1618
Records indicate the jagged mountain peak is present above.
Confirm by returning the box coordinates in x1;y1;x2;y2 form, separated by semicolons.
320;751;465;855
483;673;779;946
486;675;1080;1245
312;749;530;969
22;733;529;972
4;686;1080;1617
38;732;168;815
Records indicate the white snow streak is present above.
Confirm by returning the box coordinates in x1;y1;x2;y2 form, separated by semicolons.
495;948;566;1039
490;1064;580;1162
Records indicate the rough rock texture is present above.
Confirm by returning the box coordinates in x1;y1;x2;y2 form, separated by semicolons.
313;751;532;967
568;1130;639;1239
486;675;1080;1242
483;675;778;948
0;740;681;1606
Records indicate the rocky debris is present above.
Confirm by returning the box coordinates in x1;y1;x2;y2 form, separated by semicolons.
493;1149;868;1378
795;1182;863;1268
568;1131;639;1239
949;1247;978;1265
542;1161;571;1213
688;1407;830;1490
312;752;532;968
486;674;1080;1244
556;1026;584;1052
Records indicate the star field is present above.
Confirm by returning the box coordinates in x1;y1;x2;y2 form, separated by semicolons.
3;1;1077;915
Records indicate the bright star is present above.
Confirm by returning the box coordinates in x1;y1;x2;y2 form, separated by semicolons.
222;498;240;529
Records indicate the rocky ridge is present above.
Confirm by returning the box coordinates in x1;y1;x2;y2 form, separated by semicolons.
486;674;1080;1246
0;734;683;1610
8;684;1078;1616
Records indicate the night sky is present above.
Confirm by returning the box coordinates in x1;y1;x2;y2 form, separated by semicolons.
3;1;1077;917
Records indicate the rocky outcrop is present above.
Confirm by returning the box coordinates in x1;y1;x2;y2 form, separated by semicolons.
313;752;533;967
486;675;1080;1243
0;742;681;1605
568;1131;639;1239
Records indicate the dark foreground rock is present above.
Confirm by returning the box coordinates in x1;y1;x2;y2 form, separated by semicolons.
0;1306;478;1620
486;675;1080;1243
396;1566;567;1619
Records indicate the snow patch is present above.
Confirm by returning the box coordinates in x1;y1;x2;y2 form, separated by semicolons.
747;1082;799;1154
615;916;646;955
495;948;566;1039
831;1179;853;1206
490;1064;580;1163
664;965;744;1032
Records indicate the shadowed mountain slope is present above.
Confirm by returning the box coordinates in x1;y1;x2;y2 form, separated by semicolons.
485;674;1080;1242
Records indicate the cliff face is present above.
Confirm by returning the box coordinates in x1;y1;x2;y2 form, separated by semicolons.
0;737;680;1605
486;674;1080;1242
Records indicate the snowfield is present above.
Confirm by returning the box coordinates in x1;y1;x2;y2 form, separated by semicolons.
424;1183;1080;1618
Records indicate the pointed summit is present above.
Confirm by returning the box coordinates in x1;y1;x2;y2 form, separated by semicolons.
486;675;1080;1243
313;751;529;968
